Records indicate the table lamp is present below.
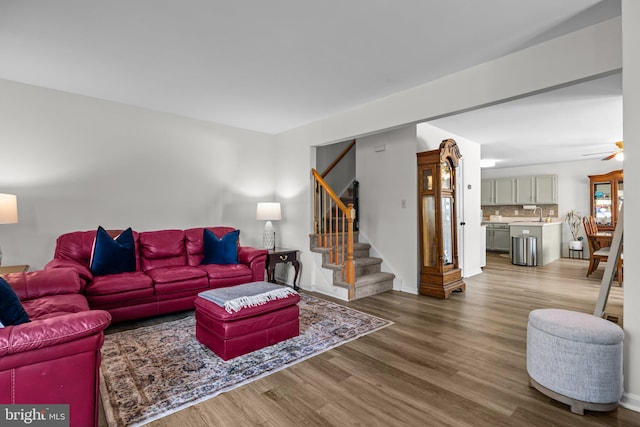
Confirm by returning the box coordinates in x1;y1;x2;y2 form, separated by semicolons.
0;193;18;266
256;202;281;250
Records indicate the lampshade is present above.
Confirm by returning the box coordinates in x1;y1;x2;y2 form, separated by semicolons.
256;202;281;250
256;202;282;221
0;193;18;224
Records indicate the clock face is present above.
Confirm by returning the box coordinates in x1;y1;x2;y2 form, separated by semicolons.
441;161;452;190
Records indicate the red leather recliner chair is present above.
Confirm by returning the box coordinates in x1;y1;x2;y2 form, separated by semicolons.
0;269;111;427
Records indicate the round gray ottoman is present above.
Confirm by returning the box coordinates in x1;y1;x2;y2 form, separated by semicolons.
527;308;624;415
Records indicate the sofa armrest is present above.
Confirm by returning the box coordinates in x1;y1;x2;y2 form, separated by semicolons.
0;309;110;427
0;310;111;357
238;246;268;264
238;246;268;281
6;269;85;301
45;258;93;282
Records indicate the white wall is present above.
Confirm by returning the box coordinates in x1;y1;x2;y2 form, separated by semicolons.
316;139;356;197
0;79;276;269
622;0;640;411
416;123;483;278
356;126;418;294
481;159;621;256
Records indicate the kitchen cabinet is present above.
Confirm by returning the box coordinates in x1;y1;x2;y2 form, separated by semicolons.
494;178;515;204
589;170;623;231
481;175;557;206
493;225;511;251
481;178;516;205
535;175;558;204
515;176;535;204
481;179;495;205
485;223;510;252
480;178;516;205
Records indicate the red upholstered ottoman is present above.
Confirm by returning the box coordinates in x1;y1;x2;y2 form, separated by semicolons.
195;282;300;361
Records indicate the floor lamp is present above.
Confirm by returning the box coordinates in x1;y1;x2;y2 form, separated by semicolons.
256;202;281;250
0;193;18;266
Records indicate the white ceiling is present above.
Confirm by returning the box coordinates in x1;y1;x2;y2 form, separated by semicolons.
429;73;623;168
0;1;622;166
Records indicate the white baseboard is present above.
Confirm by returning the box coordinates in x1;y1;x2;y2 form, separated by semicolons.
308;252;349;301
621;392;640;413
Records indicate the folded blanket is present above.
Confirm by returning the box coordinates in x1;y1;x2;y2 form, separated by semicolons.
199;281;298;314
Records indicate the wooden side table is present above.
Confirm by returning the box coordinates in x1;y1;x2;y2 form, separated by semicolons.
0;264;29;275
265;248;300;290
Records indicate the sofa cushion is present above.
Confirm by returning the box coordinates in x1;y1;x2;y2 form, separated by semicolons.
199;263;252;280
0;277;30;327
22;294;90;320
53;230;97;266
85;271;153;296
154;277;209;295
139;229;187;271
145;265;207;284
90;226;136;276
185;227;237;266
52;229;142;273
202;229;239;265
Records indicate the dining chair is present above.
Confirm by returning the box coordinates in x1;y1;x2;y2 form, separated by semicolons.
583;216;598;236
582;216;623;285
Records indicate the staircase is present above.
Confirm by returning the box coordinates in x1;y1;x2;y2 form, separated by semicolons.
309;231;395;300
311;141;395;300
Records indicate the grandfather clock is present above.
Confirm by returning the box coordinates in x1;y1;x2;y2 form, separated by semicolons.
417;139;465;299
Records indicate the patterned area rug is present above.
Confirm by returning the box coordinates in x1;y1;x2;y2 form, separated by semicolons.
100;294;392;427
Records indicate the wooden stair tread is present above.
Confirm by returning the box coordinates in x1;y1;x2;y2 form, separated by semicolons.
310;242;370;254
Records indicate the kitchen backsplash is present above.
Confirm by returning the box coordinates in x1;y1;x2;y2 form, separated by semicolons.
482;204;559;219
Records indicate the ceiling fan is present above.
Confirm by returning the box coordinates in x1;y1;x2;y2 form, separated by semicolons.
582;141;624;161
601;140;624;161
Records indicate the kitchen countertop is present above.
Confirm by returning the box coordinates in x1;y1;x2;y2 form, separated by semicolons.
482;220;562;227
508;221;562;226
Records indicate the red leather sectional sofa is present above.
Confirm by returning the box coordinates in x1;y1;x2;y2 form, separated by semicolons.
46;227;268;323
0;269;111;427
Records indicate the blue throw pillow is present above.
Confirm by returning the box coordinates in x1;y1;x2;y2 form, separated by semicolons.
90;226;136;276
201;229;239;265
0;277;30;326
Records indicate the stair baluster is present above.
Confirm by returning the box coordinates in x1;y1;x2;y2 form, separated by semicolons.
312;168;356;299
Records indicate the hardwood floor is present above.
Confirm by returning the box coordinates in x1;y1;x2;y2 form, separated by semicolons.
99;253;640;426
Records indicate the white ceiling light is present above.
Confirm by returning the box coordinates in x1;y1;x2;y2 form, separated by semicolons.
480;159;497;168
